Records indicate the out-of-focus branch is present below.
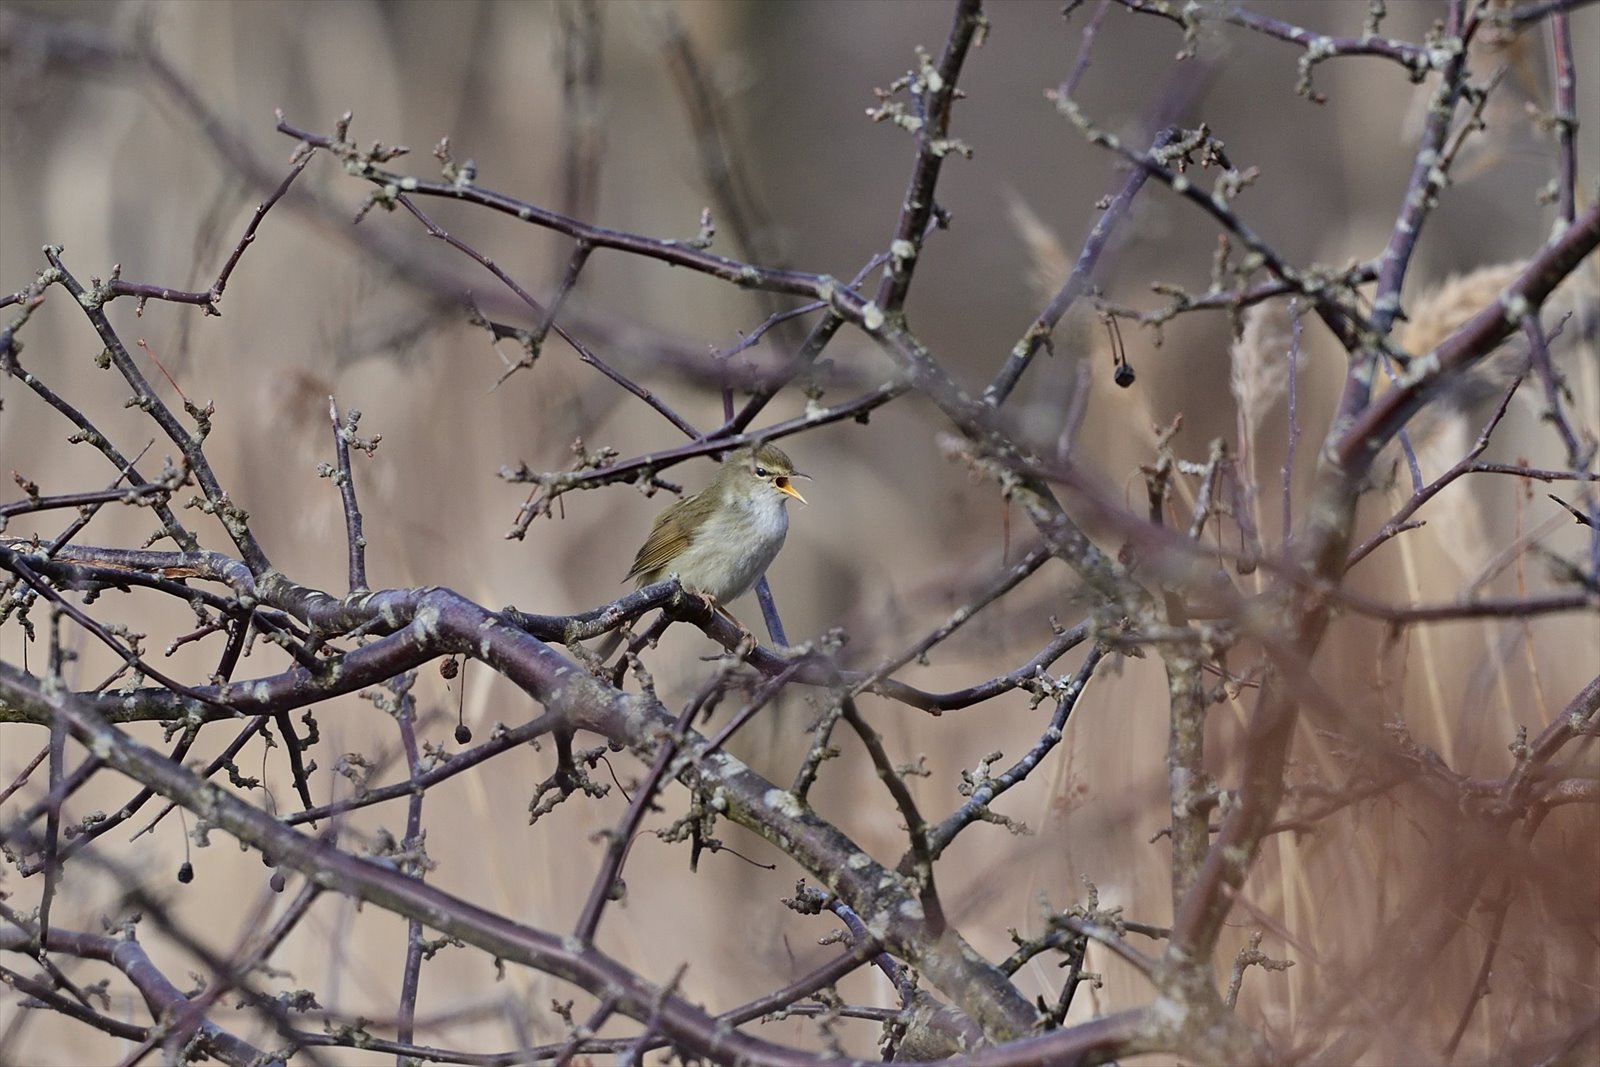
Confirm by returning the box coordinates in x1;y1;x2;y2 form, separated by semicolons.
1337;202;1599;473
0;926;275;1067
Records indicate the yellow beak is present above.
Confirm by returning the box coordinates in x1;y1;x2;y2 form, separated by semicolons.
776;478;807;505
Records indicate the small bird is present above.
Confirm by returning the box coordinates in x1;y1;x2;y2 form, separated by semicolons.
602;442;807;657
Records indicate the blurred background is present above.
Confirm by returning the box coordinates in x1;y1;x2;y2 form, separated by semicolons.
2;1;1596;1062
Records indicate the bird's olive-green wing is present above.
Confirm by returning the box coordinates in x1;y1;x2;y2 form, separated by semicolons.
624;496;693;583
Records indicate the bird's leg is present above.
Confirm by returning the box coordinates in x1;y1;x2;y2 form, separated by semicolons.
705;598;757;656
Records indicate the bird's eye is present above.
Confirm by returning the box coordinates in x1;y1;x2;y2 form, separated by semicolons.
754;467;769;477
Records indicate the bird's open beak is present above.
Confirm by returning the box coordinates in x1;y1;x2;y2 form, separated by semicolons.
775;477;807;505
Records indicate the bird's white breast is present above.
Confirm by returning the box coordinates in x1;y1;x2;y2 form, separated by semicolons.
673;488;789;603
